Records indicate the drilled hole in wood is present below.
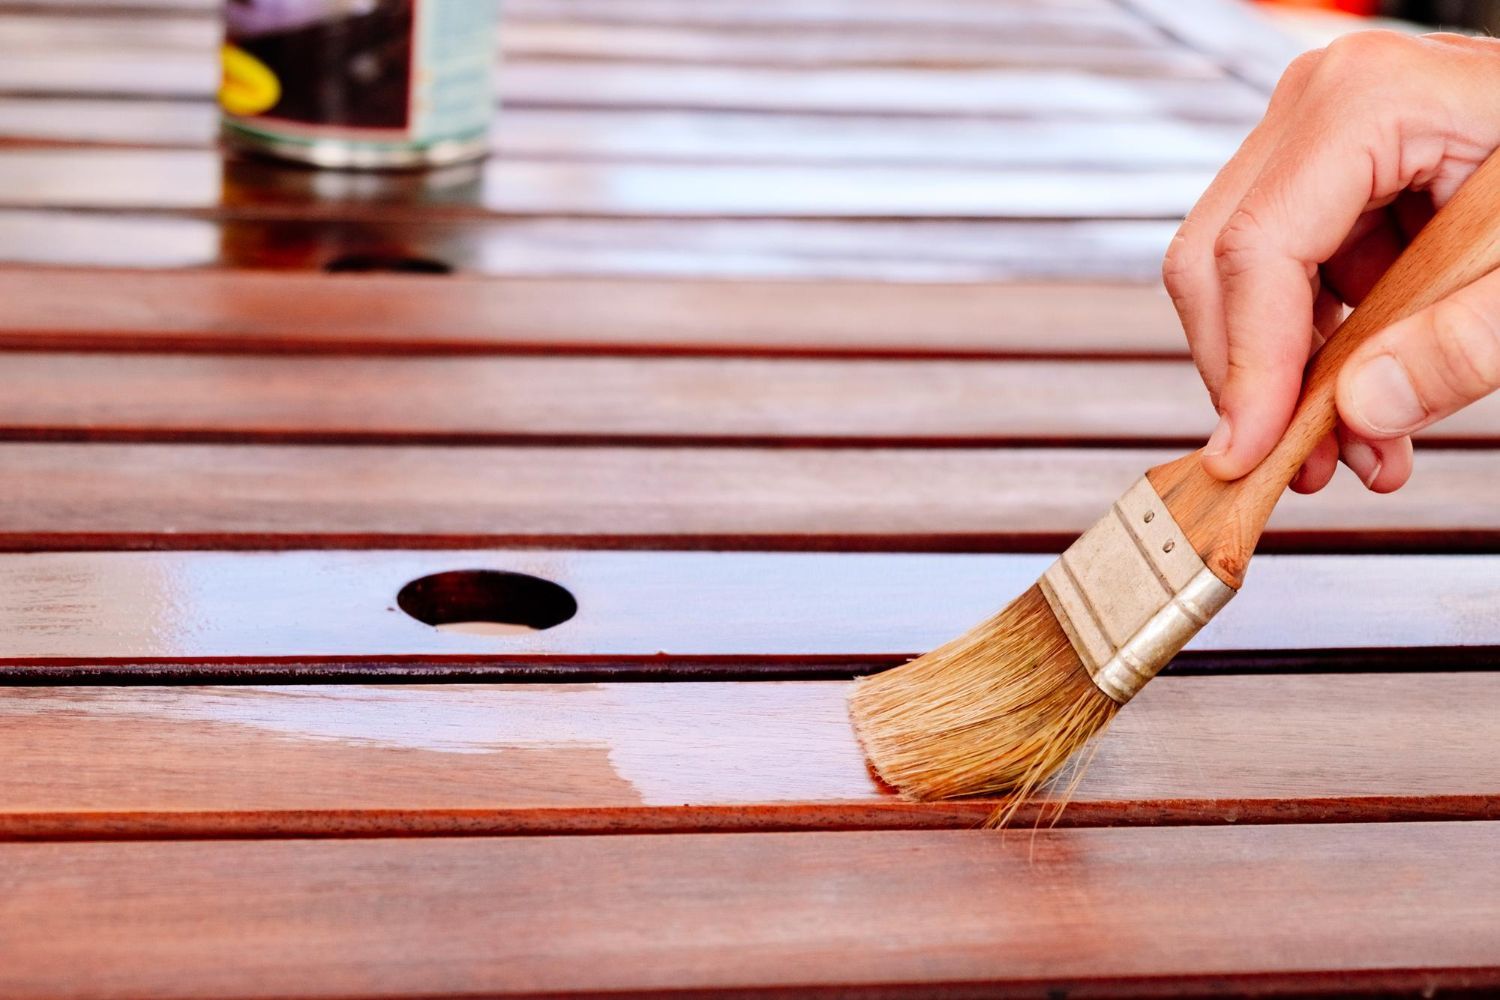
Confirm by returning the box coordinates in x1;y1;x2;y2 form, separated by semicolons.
397;570;577;636
324;253;453;275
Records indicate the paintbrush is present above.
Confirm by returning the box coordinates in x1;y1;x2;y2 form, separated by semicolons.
850;148;1500;819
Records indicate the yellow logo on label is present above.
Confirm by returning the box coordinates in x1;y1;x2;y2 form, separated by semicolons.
219;44;281;117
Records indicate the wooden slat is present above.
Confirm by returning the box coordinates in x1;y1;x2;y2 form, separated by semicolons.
0;101;1247;169
2;550;1496;663
0;13;1223;75
4;824;1500;998
4;674;1500;838
0;212;1180;279
503;0;1155;39
1119;0;1301;89
0;444;1495;552
0;54;1267;117
500;23;1219;73
0;1;1164;47
0;271;1185;357
5;351;1500;446
0;149;1214;219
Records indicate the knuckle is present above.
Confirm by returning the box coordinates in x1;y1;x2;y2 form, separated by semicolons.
1270;48;1323;99
1429;297;1500;397
1160;233;1194;298
1318;30;1416;80
1212;208;1267;280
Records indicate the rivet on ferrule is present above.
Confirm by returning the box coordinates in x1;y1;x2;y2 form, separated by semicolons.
1038;477;1237;704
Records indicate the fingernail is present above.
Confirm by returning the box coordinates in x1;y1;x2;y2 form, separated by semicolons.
1203;415;1232;457
1342;438;1383;490
1348;354;1427;434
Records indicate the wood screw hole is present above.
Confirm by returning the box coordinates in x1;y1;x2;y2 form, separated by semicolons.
397;570;577;636
324;253;454;275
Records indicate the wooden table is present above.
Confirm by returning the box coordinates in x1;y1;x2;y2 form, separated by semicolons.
2;1;1498;997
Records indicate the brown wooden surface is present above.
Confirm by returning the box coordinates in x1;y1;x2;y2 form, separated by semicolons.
0;148;1217;219
0;54;1266;116
5;823;1500;999
5;673;1500;839
0;101;1246;167
0;14;1225;75
2;550;1496;664
0;443;1494;552
0;212;1181;279
0;270;1188;356
8;3;1491;997
6;350;1500;446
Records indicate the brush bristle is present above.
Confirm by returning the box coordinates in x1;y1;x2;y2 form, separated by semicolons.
848;583;1119;823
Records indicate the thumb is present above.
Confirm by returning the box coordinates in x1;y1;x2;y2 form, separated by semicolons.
1338;268;1500;440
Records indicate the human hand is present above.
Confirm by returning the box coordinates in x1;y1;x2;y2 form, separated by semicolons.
1163;31;1500;493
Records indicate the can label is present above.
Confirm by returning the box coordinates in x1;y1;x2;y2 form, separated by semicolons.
220;0;496;162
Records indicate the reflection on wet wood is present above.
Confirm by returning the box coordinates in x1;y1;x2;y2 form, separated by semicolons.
4;824;1500;998
0;211;1181;279
0;148;1217;219
0;100;1247;168
0;444;1495;552
1;549;1495;662
3;674;1500;838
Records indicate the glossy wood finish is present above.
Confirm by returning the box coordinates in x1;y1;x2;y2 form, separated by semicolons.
0;14;1225;75
6;351;1500;446
0;148;1217;219
0;212;1181;279
2;550;1497;665
0;100;1247;167
1;443;1494;552
0;270;1188;357
5;673;1500;839
5;823;1500;999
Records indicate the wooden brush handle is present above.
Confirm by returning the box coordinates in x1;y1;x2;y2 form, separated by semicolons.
1148;148;1500;589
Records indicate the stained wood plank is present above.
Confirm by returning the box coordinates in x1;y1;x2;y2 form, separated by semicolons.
0;148;1214;219
0;444;1494;552
4;674;1500;838
1120;0;1301;89
6;352;1500;447
0;13;1222;75
0;211;1180;279
0;100;1246;169
2;550;1496;663
504;0;1156;40
500;23;1218;73
0;270;1185;356
4;824;1500;998
0;55;1266;119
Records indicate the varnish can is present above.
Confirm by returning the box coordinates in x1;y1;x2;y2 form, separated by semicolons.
219;0;498;169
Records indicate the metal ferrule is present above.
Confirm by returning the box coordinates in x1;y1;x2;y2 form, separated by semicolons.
1039;477;1236;704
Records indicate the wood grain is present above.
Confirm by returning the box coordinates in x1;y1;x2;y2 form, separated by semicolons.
4;673;1500;838
0;148;1216;219
0;212;1180;279
1;550;1495;663
4;824;1500;998
0;443;1494;552
0;270;1186;357
4;351;1499;447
